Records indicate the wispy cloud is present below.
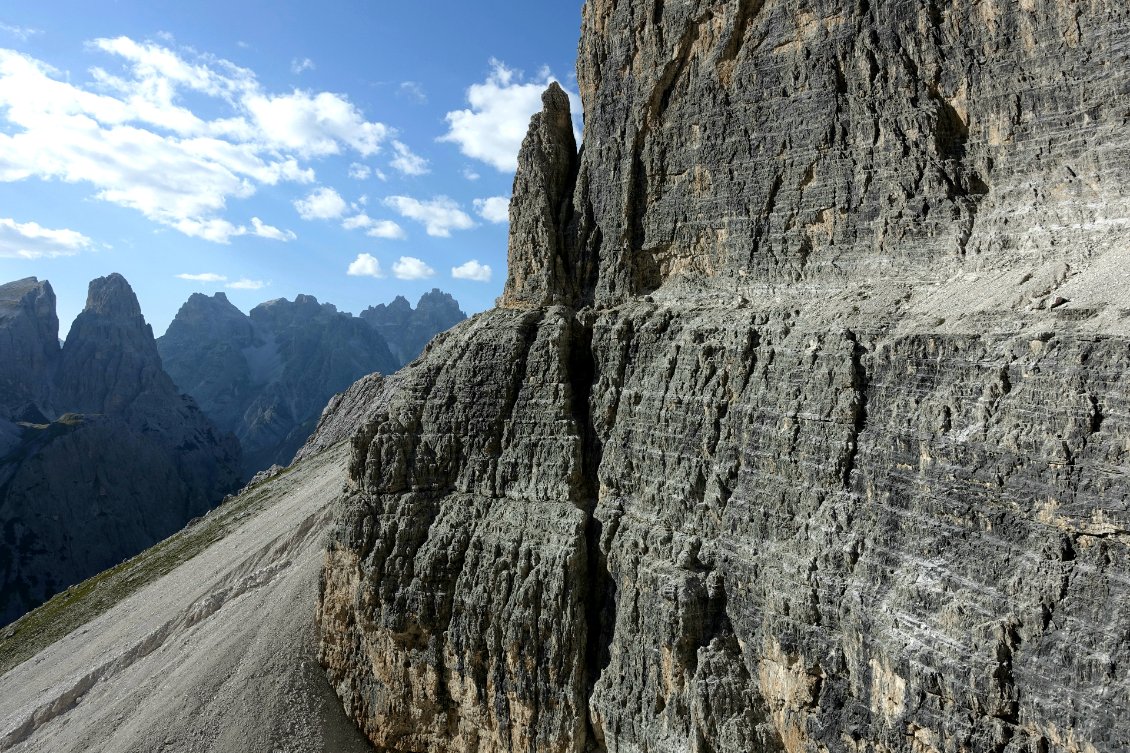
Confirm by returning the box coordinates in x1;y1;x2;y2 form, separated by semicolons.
389;140;429;176
0;23;41;41
0;38;397;243
398;81;426;104
383;195;474;238
0;217;93;259
441;59;580;172
452;259;492;282
176;272;226;282
290;57;315;74
226;278;267;290
348;162;371;180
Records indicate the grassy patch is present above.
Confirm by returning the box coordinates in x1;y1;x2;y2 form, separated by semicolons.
0;457;310;677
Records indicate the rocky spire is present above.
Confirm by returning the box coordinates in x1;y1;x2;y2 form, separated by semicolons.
500;82;579;308
56;273;174;415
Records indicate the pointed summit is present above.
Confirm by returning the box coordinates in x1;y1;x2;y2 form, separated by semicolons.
56;273;173;415
501;82;580;308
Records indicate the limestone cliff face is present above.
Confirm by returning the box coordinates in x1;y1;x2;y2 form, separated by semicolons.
320;3;1130;752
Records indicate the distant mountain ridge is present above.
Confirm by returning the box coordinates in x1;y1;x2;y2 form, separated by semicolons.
157;288;465;478
0;274;241;625
359;289;466;366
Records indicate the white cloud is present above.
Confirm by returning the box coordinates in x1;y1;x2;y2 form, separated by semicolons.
0;39;396;243
348;162;371;180
294;186;348;220
347;252;384;278
392;256;435;280
474;196;510;224
462;167;481;181
389;140;429;176
451;259;492;282
0;23;41;41
0;217;93;259
384;195;474;237
341;213;405;239
176;272;226;282
290;57;315;74
226;278;267;290
250;216;296;241
368;220;406;239
440;59;580;172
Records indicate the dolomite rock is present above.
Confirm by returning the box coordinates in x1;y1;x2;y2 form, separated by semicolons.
320;2;1130;752
500;82;580;308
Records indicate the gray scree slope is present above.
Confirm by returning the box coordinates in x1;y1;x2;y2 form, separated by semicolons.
320;2;1130;753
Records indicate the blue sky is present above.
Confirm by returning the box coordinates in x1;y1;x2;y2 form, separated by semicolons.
0;1;585;335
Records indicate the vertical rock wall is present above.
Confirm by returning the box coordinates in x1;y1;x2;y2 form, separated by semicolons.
320;3;1130;752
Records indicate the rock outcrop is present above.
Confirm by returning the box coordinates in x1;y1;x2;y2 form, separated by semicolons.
0;278;59;418
159;292;401;477
0;274;241;625
320;2;1130;752
359;288;467;366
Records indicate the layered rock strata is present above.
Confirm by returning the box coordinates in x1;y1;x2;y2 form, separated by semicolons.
320;3;1130;752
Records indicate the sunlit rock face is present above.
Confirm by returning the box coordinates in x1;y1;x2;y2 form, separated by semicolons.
319;2;1130;752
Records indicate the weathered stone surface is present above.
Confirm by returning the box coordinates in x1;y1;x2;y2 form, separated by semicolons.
159;292;401;477
0;274;241;625
501;83;581;308
360;289;467;367
321;2;1130;753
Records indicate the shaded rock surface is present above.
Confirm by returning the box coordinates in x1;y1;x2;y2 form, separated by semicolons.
0;274;241;626
359;288;467;367
320;3;1130;753
158;292;401;478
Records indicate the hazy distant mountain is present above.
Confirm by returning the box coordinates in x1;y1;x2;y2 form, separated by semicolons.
359;289;466;366
0;274;241;625
158;292;404;477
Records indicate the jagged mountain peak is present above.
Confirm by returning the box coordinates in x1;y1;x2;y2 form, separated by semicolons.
82;273;143;319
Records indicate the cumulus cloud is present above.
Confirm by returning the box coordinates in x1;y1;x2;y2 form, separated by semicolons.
389;140;429;176
451;259;492;282
0;217;93;258
463;167;481;181
341;213;406;239
226;278;267;290
348;162;371;180
440;59;580;172
474;196;510;224
384;195;474;237
290;57;315;74
392;256;435;280
347;252;384;278
176;272;226;282
294;186;348;220
0;39;397;243
250;216;296;241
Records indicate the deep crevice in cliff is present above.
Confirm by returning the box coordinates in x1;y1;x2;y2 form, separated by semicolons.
568;315;615;753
